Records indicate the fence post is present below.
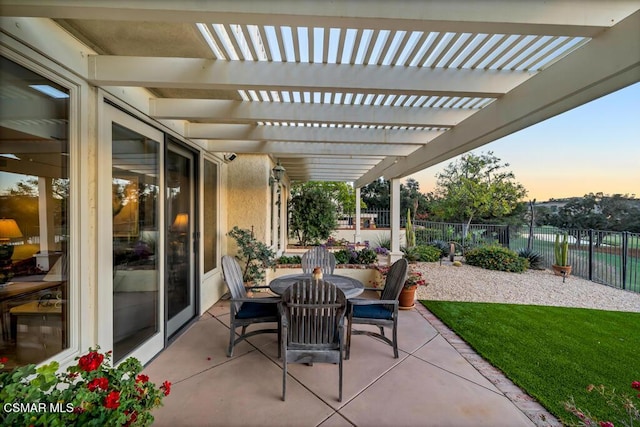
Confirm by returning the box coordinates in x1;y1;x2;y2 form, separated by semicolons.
588;229;593;281
505;225;510;248
622;231;629;290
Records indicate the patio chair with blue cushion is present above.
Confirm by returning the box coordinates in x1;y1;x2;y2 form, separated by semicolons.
345;258;409;359
280;279;347;402
301;246;336;275
221;255;280;357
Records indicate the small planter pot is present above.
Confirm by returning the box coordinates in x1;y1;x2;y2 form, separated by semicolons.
551;264;572;277
398;285;417;310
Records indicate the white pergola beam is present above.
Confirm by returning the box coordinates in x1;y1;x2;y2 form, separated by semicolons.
150;99;472;128
88;56;528;98
205;140;418;157
2;1;635;37
186;123;441;145
371;9;640;186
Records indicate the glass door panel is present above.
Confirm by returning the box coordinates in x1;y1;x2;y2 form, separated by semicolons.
111;122;161;362
166;144;196;337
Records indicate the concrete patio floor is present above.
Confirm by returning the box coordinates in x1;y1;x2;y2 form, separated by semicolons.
144;294;560;427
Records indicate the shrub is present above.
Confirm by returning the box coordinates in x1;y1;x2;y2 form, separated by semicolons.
428;240;450;258
356;247;378;264
227;226;276;284
374;233;391;251
516;248;544;270
334;247;378;265
401;246;421;262
277;255;301;264
465;245;529;273
334;249;350;265
414;245;442;262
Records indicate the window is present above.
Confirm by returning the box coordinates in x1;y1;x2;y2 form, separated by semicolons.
0;56;70;368
203;160;218;272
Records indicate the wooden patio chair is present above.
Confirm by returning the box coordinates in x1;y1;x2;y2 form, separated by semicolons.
301;246;336;275
280;279;347;402
345;258;409;359
221;255;280;357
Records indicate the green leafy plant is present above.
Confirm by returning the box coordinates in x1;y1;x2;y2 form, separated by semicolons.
227;226;276;284
356;247;378;264
428;240;450;259
401;245;421;262
555;233;570;266
276;255;301;265
0;348;170;426
517;248;544;270
465;245;529;272
288;186;337;246
414;245;442;262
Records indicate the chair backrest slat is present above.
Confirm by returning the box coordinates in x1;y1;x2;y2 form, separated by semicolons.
302;247;336;274
283;279;346;346
222;255;248;312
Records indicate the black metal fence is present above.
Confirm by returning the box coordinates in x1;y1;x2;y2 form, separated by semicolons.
349;211;640;293
508;226;640;293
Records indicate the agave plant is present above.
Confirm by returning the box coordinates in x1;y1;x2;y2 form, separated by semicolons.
516;248;544;270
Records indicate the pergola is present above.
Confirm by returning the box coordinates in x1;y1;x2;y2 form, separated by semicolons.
2;1;638;186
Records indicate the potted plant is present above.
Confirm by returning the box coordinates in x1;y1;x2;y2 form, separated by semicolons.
227;226;276;285
398;269;427;309
552;233;572;277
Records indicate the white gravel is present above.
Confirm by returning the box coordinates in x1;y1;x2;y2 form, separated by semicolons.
414;261;640;313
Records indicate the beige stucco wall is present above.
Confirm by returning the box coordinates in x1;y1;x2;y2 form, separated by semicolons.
226;154;272;255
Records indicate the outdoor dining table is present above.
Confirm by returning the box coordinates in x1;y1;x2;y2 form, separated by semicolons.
269;273;364;299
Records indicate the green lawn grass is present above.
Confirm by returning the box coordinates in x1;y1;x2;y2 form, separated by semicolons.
421;301;640;425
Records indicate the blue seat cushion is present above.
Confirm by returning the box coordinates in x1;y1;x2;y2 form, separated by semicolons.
236;301;278;319
353;304;393;320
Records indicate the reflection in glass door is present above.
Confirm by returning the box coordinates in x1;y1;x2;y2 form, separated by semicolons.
107;107;163;364
166;143;196;337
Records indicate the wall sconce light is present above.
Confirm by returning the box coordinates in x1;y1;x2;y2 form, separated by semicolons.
269;161;286;185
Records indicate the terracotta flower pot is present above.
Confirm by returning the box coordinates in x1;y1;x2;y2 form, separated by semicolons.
552;264;572;277
398;285;417;310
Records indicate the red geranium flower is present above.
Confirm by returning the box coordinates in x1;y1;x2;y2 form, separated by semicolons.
0;357;8;364
599;422;614;427
78;351;104;372
87;377;109;392
632;381;640;390
124;409;138;427
160;380;171;396
104;391;121;409
136;374;149;384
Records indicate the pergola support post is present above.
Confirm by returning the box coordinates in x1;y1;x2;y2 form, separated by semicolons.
389;178;403;263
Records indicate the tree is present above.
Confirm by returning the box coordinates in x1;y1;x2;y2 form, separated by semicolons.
433;152;527;228
360;178;433;220
288;186;337;246
291;181;361;216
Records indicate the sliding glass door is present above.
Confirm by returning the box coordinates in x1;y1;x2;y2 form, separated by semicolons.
103;105;164;363
165;142;196;337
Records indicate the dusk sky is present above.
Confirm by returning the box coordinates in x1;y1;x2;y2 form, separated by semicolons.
408;81;640;202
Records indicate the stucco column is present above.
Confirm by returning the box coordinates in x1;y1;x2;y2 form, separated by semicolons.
389;178;403;262
354;186;361;243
